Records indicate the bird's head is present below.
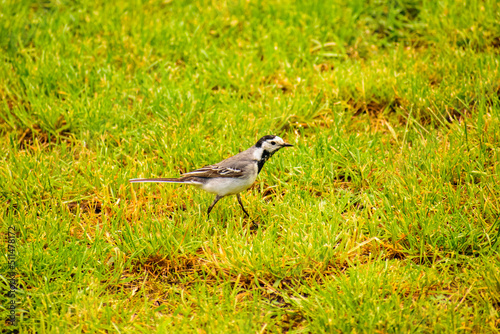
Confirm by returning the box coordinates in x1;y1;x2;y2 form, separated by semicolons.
255;135;293;154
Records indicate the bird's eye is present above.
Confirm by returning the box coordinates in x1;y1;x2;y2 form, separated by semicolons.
271;141;276;145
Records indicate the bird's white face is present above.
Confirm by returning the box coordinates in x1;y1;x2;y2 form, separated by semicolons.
260;136;287;153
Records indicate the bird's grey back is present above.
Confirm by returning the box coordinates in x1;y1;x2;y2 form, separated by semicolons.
217;146;257;170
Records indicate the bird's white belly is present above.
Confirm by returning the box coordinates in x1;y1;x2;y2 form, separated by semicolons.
200;176;256;196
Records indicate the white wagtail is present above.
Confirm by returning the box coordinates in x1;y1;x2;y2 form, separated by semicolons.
129;135;293;218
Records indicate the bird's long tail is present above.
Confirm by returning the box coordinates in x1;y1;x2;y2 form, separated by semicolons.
129;177;201;185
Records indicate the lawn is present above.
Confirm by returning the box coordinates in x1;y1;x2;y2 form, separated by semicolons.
1;0;500;332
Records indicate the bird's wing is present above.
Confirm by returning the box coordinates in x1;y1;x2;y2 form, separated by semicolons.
182;164;245;178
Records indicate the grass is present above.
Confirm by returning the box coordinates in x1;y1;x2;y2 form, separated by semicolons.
1;0;500;332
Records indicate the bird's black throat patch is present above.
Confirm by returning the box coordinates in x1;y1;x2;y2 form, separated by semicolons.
257;149;273;174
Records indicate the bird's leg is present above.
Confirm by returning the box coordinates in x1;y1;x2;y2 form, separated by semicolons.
207;195;223;218
236;193;250;217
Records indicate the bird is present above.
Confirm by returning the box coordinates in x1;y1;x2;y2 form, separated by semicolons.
129;135;293;218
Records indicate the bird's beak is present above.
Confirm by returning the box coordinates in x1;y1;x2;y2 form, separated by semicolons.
282;143;294;147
